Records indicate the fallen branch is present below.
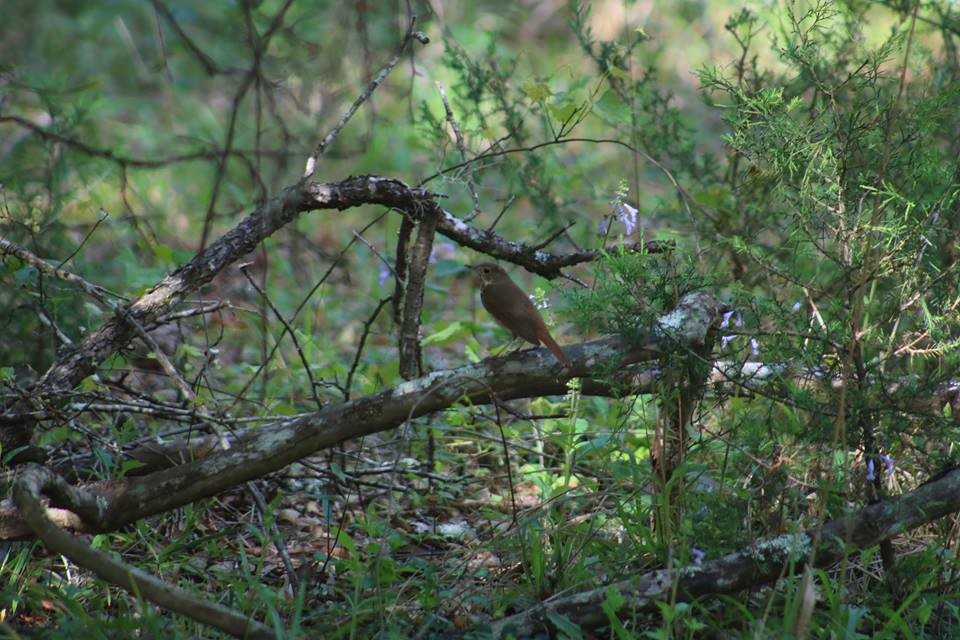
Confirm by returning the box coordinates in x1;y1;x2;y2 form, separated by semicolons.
486;468;960;637
12;464;273;640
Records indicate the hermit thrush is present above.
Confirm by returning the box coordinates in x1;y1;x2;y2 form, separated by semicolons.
469;262;570;366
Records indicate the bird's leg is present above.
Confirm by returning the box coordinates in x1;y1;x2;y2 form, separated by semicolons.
507;336;536;356
490;336;526;358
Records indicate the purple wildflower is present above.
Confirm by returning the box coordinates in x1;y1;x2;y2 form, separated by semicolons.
615;201;638;235
880;454;895;477
429;242;456;264
691;547;705;567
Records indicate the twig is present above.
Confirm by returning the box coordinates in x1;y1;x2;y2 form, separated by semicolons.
152;300;230;326
246;481;299;597
0;236;125;308
352;231;395;279
485;195;516;233
436;82;480;219
57;210;108;269
239;263;324;409
34;304;75;348
530;219;576;252
490;395;519;526
150;0;221;75
127;313;196;402
345;297;392;400
303;17;429;178
421;136;695;222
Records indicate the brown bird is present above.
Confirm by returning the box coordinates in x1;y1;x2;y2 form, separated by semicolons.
470;262;570;366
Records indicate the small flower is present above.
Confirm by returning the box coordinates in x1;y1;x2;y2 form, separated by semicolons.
429;242;456;264
599;217;608;234
865;459;876;482
721;310;744;328
691;547;705;567
750;338;760;357
791;301;803;313
880;454;895;477
721;335;738;349
378;263;391;285
616;201;639;235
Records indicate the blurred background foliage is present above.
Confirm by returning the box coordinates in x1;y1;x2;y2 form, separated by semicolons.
3;0;960;637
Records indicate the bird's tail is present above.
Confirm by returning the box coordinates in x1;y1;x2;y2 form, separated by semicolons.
537;328;571;366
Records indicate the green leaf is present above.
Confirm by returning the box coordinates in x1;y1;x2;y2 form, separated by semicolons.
575;434;611;456
522;80;552;103
273;403;300;416
40;425;72;445
593;90;631;123
545;611;583;639
1;446;31;464
549;100;579;123
422;321;464;346
120;459;147;475
13;265;36;286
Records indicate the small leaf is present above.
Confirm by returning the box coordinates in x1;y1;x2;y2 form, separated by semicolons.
545;611;583;639
549;100;579;123
593;90;631;122
422;322;464;346
120;459;147;475
273;403;300;416
522;80;552;103
14;265;36;286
